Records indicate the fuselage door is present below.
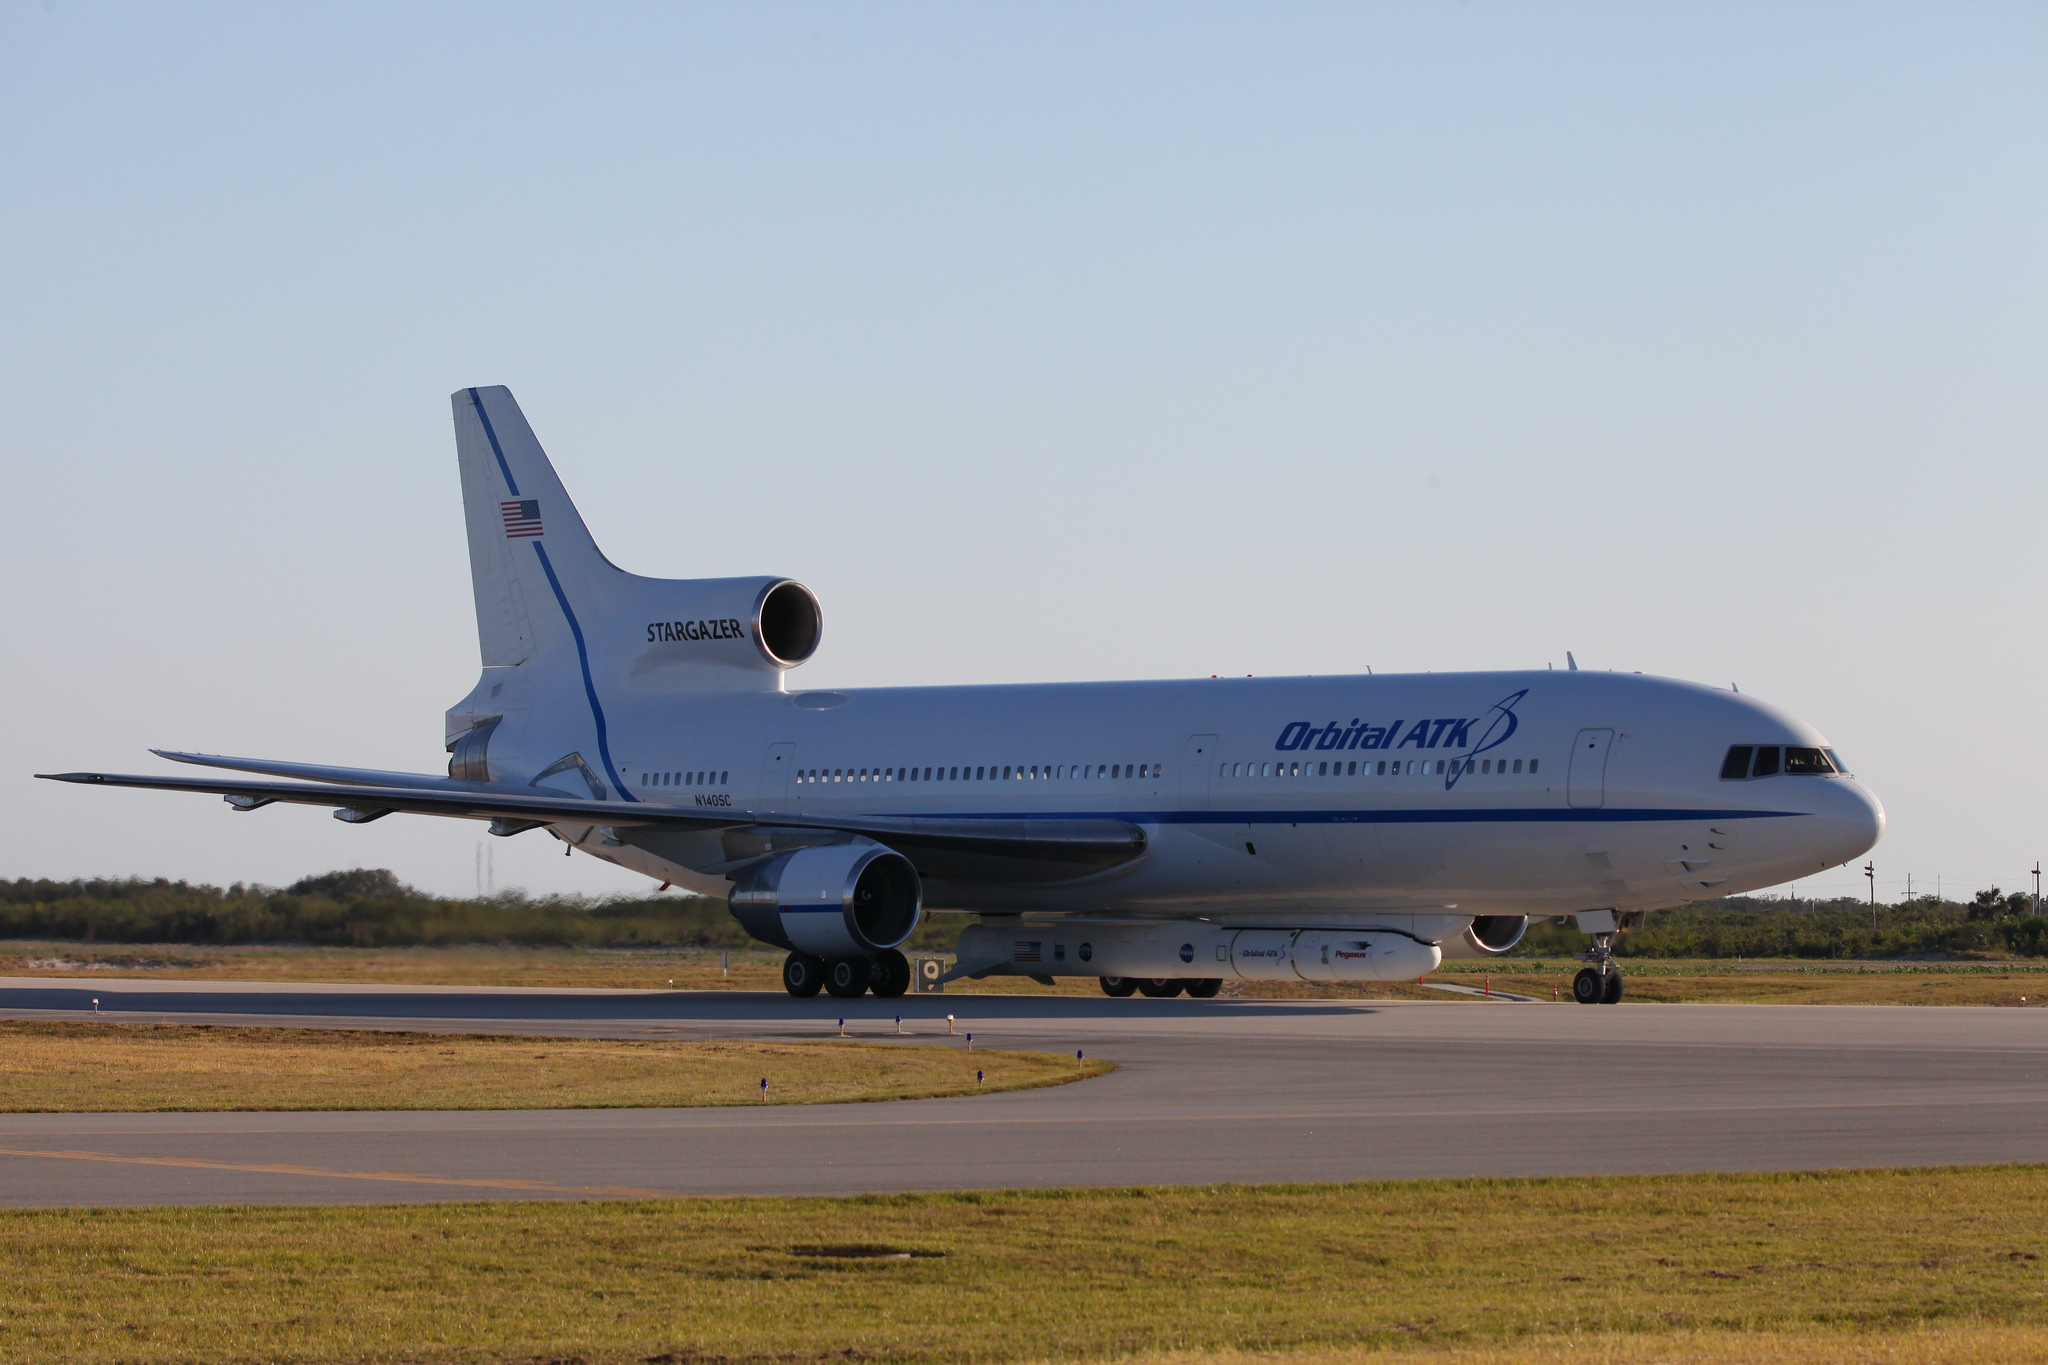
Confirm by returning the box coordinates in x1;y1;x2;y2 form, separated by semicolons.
1181;734;1217;811
760;742;797;812
1568;728;1614;809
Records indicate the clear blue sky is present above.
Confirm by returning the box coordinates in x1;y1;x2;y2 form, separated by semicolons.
3;2;2041;901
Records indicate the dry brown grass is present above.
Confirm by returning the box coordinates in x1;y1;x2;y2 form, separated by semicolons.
3;1166;2047;1363
1122;1324;2048;1363
10;940;2048;1005
1441;962;2048;1007
0;1019;1107;1111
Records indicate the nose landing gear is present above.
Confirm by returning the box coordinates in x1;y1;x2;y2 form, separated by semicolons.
1571;932;1625;1005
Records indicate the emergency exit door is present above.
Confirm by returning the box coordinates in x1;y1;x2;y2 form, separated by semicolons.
1568;729;1614;809
1181;735;1217;811
760;742;797;812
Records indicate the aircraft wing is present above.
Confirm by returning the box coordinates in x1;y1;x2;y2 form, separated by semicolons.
37;770;719;831
150;749;514;794
35;768;1147;874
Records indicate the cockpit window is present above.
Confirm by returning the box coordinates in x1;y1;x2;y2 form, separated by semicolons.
1723;743;1841;779
1825;749;1849;775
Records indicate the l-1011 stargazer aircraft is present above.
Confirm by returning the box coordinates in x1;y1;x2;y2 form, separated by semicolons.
42;387;1884;1004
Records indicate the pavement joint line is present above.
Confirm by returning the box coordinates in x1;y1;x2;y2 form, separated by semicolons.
0;1145;671;1196
7;1093;2043;1137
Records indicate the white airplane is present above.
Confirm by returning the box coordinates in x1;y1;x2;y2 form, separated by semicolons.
43;387;1884;1004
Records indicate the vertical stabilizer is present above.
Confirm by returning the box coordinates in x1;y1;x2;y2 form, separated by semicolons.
452;386;613;666
444;385;824;791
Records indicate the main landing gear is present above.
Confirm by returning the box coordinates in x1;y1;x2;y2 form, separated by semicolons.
1571;931;1625;1005
783;949;911;1000
1100;977;1223;999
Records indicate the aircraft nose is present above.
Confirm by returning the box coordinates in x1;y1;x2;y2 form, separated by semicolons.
1812;778;1885;866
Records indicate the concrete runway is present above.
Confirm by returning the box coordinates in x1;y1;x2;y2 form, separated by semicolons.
2;976;2045;1207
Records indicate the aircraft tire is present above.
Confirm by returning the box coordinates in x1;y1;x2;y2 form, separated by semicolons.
870;948;912;999
783;953;827;998
1602;968;1625;1004
1137;978;1185;998
1183;978;1223;998
825;958;869;998
1571;967;1604;1005
1100;976;1137;997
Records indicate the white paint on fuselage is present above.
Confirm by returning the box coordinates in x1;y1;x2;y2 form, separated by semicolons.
489;668;1883;923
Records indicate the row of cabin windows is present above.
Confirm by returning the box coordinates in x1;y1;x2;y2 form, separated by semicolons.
799;763;1161;785
1224;757;1537;778
642;770;727;789
1720;745;1848;780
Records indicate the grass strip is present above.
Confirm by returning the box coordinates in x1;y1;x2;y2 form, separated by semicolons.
2;1167;2046;1363
1117;1324;2048;1363
0;1020;1106;1111
9;941;2048;1004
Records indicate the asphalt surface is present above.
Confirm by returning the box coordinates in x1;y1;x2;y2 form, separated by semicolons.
2;976;2045;1207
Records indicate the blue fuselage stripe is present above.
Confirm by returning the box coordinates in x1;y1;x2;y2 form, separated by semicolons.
780;807;1802;825
530;542;636;803
468;388;520;496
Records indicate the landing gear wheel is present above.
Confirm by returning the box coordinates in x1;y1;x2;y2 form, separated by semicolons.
783;953;826;998
1184;978;1223;999
870;949;911;999
1571;967;1604;1005
1100;976;1136;997
1137;979;1185;998
825;958;870;998
1602;968;1625;1004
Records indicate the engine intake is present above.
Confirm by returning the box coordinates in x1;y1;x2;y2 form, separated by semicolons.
1462;915;1530;955
729;844;921;957
755;580;822;668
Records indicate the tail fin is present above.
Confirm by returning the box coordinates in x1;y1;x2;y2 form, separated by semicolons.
452;386;610;667
447;387;822;743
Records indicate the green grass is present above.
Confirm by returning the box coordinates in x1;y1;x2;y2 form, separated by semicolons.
4;1167;2047;1363
0;1020;1107;1111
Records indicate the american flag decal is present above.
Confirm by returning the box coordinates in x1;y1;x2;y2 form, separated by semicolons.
501;499;543;538
1014;941;1042;963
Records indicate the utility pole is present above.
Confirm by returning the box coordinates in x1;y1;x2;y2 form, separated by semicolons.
1866;862;1876;934
2034;862;2041;910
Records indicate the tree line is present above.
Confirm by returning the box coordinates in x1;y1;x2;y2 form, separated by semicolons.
1515;890;2048;960
0;870;963;951
1;870;2043;959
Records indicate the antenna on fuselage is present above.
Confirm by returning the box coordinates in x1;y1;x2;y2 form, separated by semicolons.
1566;652;1578;671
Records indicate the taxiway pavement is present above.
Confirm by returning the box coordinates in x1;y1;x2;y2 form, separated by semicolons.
1;978;2043;1206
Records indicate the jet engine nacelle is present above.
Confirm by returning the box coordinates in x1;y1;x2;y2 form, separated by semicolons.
728;844;922;958
1439;914;1531;958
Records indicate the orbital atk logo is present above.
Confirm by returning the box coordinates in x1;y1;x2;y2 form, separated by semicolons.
1272;689;1528;791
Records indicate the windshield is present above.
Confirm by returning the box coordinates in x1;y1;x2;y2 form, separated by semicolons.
1721;744;1841;779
